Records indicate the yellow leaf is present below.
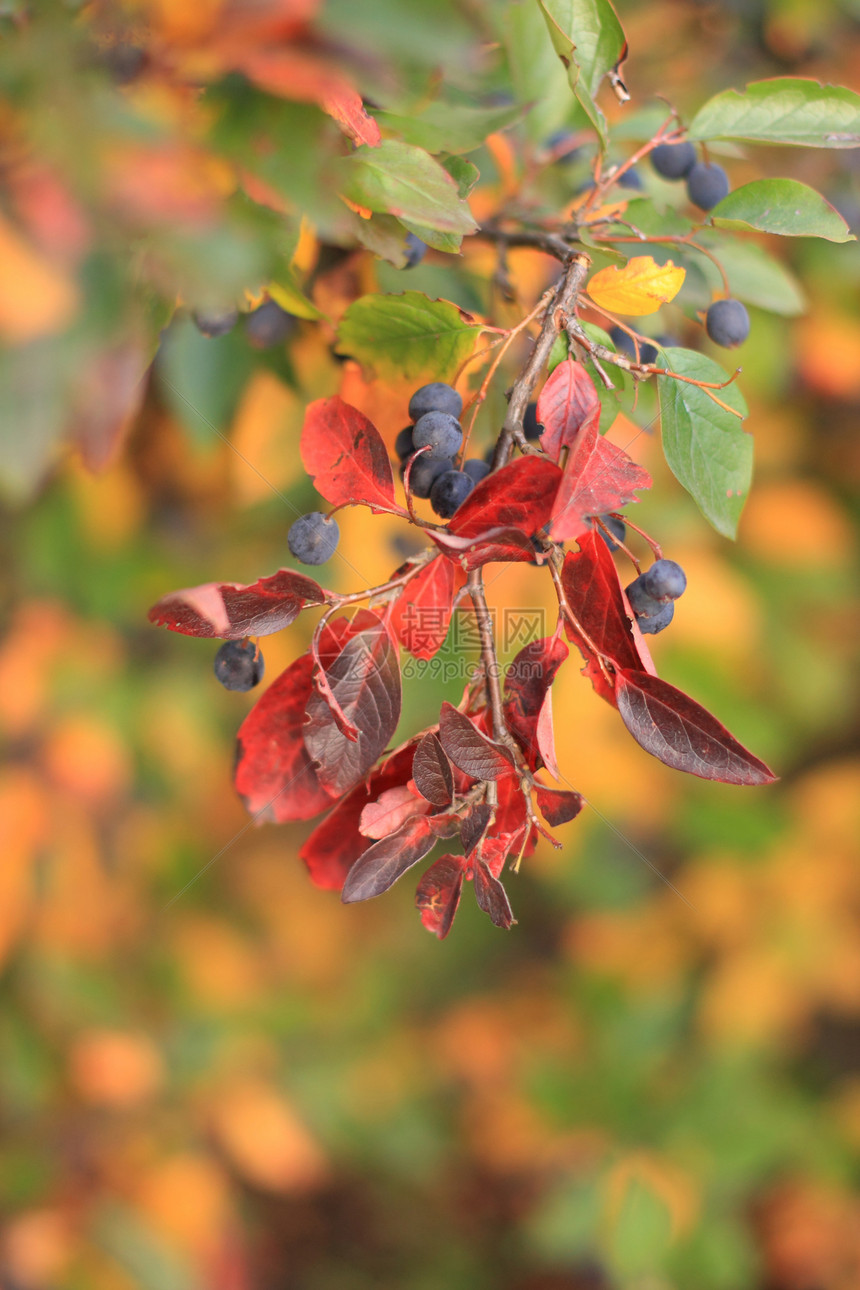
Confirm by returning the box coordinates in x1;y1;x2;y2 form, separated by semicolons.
587;255;685;316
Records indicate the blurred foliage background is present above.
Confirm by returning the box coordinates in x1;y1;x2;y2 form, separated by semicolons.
1;1;860;1288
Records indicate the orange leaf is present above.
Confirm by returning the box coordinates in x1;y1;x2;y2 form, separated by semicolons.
587;255;685;316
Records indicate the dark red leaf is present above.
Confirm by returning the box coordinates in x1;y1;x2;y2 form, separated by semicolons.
304;610;402;796
535;785;585;826
389;557;461;660
438;702;516;781
341;815;436;903
473;860;516;930
477;831;524;878
412;733;454;807
234;654;333;823
149;569;327;639
560;531;655;704
536;357;600;464
301;396;399;513
502;637;569;770
448;456;562;540
415;855;465;940
460;802;493;855
615;670;778;786
430;525;540;569
298;740;419;891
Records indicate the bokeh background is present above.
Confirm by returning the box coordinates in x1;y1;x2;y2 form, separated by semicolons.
1;1;860;1288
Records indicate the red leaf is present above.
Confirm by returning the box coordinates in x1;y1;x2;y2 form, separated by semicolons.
473;861;516;930
298;741;418;890
320;84;382;148
389;557;461;660
304;610;402;796
430;525;540;569
301;396;398;513
615;670;778;786
234;654;333;823
412;733;454;807
560;531;655;704
415;855;465;940
438;702;516;781
460;802;493;855
535;786;584;826
448;456;562;540
149;569;327;639
341;815;436;903
502;637;569;771
535;691;559;781
536;357;600;464
359;784;429;839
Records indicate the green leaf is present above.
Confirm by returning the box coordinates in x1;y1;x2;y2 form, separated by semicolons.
502;1;581;141
350;213;413;267
399;220;463;254
268;268;325;321
372;101;521;155
710;178;854;242
614;198;693;238
688;78;860;148
441;154;480;199
657;348;751;538
548;333;570;373
537;0;627;148
336;291;482;380
699;236;806;316
339;141;478;234
156;318;253;451
605;1175;674;1279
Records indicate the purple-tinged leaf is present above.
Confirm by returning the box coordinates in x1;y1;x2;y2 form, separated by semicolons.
438;702;516;781
503;637;569;770
149;569;327;639
460;803;493;856
615;669;778;786
415;855;465;940
341;816;436;903
304;611;402;796
430;525;540;568
412;732;455;806
535;785;585;826
473;860;516;929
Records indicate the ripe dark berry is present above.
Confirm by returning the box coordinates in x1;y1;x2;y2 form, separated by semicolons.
402;454;452;499
214;640;264;692
408;382;463;422
637;601;674;635
617;167;643;190
244;299;295;349
463;458;491;484
193;308;239;339
430;469;474;518
651;141;697;180
394;426;415;460
705;298;750;348
545;130;581;164
642;558;687;601
625;575;664;619
287;512;340;565
609;327;657;365
404;233;427;267
412;410;463;461
523;402;544;440
686;161;730;211
596;514;626;551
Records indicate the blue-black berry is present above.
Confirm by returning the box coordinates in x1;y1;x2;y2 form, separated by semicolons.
402;454;452;499
596;514;626;551
617;167;643;190
463;458;491;484
408;382;463;422
609;326;657;365
394;426;415;460
642;558;687;601
686;161;730;211
625;575;664;619
705;298;750;348
638;601;674;635
288;512;340;565
214;640;264;691
245;300;295;349
404;233;427;268
412;410;463;461
523;402;544;440
651;141;697;180
430;469;474;518
193;308;239;338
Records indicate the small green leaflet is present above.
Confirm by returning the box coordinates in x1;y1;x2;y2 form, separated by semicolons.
336;292;482;381
441;155;480;199
268;269;325;320
339;141;478;234
688;78;860;148
537;0;627;148
710;178;854;242
657;349;751;539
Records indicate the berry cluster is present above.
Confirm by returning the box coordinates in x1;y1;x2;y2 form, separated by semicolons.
192;298;297;348
625;559;687;635
396;382;491;519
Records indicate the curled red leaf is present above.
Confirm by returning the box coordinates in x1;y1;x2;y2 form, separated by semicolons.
148;569;327;639
448;456;562;540
415;855;465;940
473;860;516;930
535;785;584;827
503;636;569;770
